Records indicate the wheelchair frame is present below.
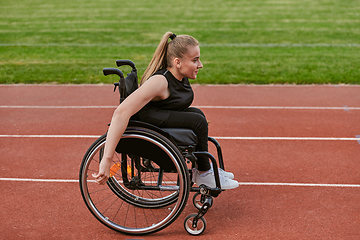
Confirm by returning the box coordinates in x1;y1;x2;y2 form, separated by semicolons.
79;60;227;236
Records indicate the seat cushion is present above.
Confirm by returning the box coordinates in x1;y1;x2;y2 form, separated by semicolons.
162;128;197;146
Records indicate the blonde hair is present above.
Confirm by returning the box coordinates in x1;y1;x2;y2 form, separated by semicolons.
140;32;199;85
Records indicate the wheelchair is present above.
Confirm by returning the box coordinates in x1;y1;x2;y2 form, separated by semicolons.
79;60;228;236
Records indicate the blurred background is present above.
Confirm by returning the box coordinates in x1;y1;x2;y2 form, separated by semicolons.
0;0;359;84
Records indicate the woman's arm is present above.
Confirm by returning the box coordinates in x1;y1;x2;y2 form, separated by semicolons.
92;75;169;184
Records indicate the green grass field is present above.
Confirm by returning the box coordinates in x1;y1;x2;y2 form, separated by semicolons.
1;0;359;84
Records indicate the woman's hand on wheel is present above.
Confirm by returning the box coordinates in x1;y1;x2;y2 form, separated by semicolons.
92;158;111;185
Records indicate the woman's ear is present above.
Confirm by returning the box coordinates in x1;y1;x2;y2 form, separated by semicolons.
174;57;181;68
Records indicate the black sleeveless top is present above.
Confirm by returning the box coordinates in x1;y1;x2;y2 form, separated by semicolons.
146;69;194;110
136;69;194;126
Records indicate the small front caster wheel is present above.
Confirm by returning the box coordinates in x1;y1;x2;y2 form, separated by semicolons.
184;213;206;236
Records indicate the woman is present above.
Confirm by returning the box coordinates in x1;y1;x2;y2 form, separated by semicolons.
93;32;239;189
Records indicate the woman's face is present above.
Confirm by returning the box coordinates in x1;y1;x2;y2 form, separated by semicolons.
178;45;203;79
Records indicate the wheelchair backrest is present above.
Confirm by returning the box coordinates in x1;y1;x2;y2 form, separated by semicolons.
120;68;138;103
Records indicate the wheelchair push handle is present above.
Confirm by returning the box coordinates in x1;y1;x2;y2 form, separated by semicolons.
116;59;136;70
103;68;124;78
103;68;126;100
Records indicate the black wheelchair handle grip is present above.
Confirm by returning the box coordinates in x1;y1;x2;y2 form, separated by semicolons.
116;60;136;70
103;68;124;79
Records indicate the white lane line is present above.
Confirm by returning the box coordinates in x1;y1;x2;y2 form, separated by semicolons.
0;106;116;109
196;106;360;110
238;182;360;188
1;105;360;110
214;137;360;141
0;135;359;141
1;178;359;188
0;178;79;183
0;135;101;138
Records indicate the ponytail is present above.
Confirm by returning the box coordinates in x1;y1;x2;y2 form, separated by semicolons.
140;32;199;85
140;32;174;85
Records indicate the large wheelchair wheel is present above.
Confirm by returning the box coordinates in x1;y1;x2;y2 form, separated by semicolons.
79;127;190;235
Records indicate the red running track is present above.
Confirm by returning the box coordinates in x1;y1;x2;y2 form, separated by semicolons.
1;84;360;239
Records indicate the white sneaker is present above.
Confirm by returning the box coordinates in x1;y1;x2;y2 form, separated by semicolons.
193;169;239;190
210;164;235;179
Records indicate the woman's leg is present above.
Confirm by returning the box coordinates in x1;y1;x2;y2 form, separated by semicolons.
159;107;211;171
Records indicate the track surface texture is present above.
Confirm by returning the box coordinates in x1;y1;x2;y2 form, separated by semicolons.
1;84;360;239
